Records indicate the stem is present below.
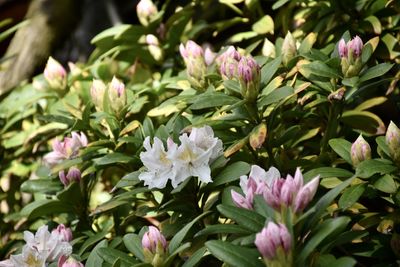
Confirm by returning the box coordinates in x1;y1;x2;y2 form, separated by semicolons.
320;102;342;155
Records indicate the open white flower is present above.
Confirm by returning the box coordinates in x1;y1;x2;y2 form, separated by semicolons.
239;165;280;195
139;137;177;189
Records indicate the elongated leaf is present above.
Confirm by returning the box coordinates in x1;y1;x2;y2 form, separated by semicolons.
257;86;294;107
328;139;352;164
123;234;144;262
181;247;207;267
196;224;251;237
359;63;393;83
190;93;240;110
212;161;250;186
205;241;263;267
168;211;212;253
217;204;264;232
98;247;139;265
373;174;396;193
303;167;353;182
260;56;282;86
86;240;108;267
301;61;341;78
356;159;396;179
297;217;351;265
338;183;366;209
94;153;136;166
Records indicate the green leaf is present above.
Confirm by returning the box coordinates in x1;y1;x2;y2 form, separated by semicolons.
79;231;109;256
212;161;250;186
217;204;264;232
364;15;382;34
205;241;264;267
20;179;62;193
168;211;212;253
299;33;317;54
376;136;391;157
373;174;396;193
301;61;341;78
181;247;207;267
303;167;353;182
328;138;352;164
260;56;282;86
86;240;108;267
297;217;351;265
257;86;294;107
123;234;144;262
341;110;386;135
98;247;139;266
189;92;240;110
356;159;396;179
359;63;393;83
354;96;387;111
20;199;73;220
94;153;136;166
252;15;273;34
196;224;251;237
338;183;366;209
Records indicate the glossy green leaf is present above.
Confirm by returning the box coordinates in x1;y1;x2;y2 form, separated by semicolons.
373;174;396;193
359;63;393;83
356;159;396;179
338;183;366;209
123;234;144;262
205;241;264;267
212;161;250;186
190;93;240;110
217;204;264;232
328;138;352;164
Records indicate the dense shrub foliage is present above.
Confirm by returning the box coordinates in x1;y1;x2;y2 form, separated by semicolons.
1;0;400;266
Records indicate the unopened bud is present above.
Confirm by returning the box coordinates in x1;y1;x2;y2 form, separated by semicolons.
142;226;168;267
137;0;158;26
44;57;67;90
90;79;106;110
146;34;163;62
59;167;81;187
52;224;73;242
58;255;84;267
338;36;364;77
349;36;363;58
338;39;348;58
108;76;127;116
249;123;267;150
218;46;241;79
386;121;400;164
179;40;207;89
203;44;216;66
255;222;292;264
351;135;371;167
237;56;261;102
282;32;297;67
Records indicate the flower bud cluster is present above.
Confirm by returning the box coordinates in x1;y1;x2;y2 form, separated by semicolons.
231;166;319;214
218;46;261;102
90;76;127;117
44;57;67;90
338;36;364;77
351;135;371;167
386;121;400;164
136;0;158;26
142;226;168;267
0;224;74;267
255;222;292;265
139;125;223;189
179;40;213;89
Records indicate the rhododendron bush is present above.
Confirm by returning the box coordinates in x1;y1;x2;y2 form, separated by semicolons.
1;0;400;266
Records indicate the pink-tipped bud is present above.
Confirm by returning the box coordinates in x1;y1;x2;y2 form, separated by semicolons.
386;121;400;164
58;255;84;267
179;40;207;88
44;57;67;89
351;135;371;167
338;39;348;58
294;175;320;213
142;226;168;254
282;31;297;66
349;36;363;58
137;0;158;26
90;79;106;110
218;46;242;80
52;224;73;242
237;56;261;102
203;45;216;66
231;190;253;209
108;76;127;116
59;167;81;187
255;222;291;261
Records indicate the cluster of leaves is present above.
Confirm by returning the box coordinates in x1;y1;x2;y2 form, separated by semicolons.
0;0;400;266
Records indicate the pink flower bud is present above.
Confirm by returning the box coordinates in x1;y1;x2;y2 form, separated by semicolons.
386;121;400;164
137;0;158;26
52;224;73;242
142;226;167;254
349;36;363;58
294;175;320;213
44;57;67;89
179;40;207;88
90;79;106;110
237;55;261;101
58;255;84;267
203;45;216;66
351;135;371;166
59;167;81;187
338;39;348;58
231;190;253;209
255;222;291;260
108;77;127;116
218;46;242;80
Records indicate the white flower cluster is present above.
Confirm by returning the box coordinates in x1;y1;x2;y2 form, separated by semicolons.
139;125;223;189
0;225;72;267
